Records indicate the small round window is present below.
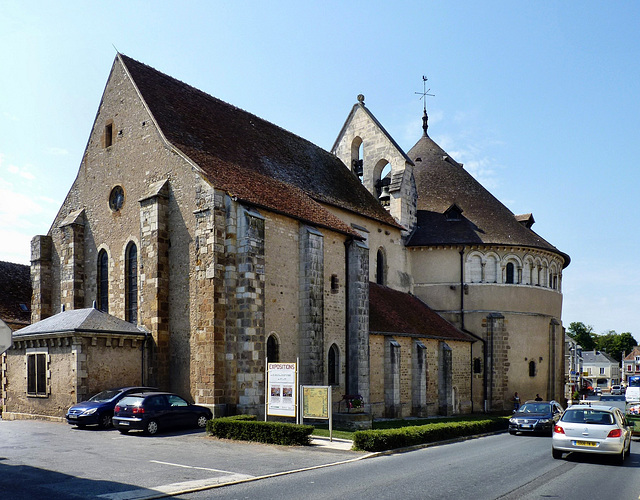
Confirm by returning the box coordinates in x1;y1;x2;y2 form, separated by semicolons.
109;186;125;212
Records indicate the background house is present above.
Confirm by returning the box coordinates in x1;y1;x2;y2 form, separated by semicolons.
582;350;620;389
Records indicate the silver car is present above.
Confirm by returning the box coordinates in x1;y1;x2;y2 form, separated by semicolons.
552;404;632;464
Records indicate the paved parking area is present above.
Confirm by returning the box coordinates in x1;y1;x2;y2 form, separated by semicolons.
0;419;363;499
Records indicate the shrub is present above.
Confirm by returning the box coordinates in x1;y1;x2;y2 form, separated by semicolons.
353;417;508;452
207;417;313;446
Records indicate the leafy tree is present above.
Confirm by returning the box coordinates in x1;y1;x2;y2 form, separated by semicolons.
596;330;637;362
567;322;596;351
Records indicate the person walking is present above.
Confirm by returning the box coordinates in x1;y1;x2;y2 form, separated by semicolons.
535;394;543;401
513;392;520;410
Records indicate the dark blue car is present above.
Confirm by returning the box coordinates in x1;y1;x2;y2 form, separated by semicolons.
65;386;157;429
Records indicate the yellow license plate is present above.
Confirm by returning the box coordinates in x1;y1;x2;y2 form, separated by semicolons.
575;441;597;447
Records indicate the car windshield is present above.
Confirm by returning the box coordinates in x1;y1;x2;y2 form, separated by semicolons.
518;403;550;413
117;396;144;407
563;409;614;425
88;389;121;402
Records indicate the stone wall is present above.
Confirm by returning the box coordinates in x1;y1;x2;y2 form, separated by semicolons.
3;333;145;420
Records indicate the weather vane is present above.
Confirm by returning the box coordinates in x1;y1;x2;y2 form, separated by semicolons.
415;75;435;113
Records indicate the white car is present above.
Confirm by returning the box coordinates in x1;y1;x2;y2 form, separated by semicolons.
552;404;632;464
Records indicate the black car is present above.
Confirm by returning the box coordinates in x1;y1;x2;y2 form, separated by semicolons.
112;392;213;435
509;400;564;435
65;386;157;429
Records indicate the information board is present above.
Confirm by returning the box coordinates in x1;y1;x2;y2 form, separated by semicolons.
267;363;296;417
302;386;329;419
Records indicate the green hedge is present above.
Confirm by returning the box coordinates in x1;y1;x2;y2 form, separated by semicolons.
207;417;314;446
353;417;508;452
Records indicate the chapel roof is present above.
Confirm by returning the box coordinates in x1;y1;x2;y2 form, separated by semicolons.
406;131;570;267
0;261;31;331
14;307;147;338
118;54;400;235
369;282;474;342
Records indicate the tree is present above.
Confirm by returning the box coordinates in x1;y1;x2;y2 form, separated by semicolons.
596;330;637;362
567;322;596;351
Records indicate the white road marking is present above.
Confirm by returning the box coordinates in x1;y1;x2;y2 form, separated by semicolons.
149;459;240;475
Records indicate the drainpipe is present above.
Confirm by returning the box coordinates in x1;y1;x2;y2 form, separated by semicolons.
459;247;465;331
142;331;149;385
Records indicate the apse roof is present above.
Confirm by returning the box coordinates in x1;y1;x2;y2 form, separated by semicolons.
118;54;400;235
406;131;570;267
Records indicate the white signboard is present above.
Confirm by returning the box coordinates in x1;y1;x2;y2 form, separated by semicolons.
267;362;296;417
0;319;11;355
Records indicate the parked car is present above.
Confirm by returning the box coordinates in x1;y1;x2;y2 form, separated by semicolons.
611;385;623;395
112;392;213;435
508;400;564;435
552;403;632;464
66;386;157;429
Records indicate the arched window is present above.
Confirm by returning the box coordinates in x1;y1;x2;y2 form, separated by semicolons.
376;248;385;285
351;137;363;182
376;162;391;206
328;344;339;386
485;255;498;283
125;242;138;324
97;249;109;313
267;334;279;362
506;262;515;284
467;254;482;283
529;360;536;377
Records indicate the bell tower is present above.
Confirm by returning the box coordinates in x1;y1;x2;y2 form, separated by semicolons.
332;95;417;237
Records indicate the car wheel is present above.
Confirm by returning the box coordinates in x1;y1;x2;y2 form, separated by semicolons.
145;420;159;435
508;430;516;435
196;414;208;428
99;413;113;429
552;448;563;459
76;423;86;429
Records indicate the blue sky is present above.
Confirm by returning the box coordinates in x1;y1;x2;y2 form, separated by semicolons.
2;1;639;342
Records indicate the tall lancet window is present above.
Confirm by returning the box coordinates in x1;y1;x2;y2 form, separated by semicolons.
125;242;138;324
376;248;386;285
97;249;109;313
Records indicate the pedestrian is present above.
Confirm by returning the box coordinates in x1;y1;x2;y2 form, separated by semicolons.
513;392;520;410
535;394;543;401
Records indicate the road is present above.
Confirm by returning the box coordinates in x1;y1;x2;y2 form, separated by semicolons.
0;418;638;500
177;432;640;500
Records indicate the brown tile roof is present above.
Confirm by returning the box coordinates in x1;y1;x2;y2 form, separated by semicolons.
624;348;640;360
0;261;31;331
118;55;400;235
369;282;474;342
406;133;570;267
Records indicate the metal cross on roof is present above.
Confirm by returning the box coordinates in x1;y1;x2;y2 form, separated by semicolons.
415;75;435;113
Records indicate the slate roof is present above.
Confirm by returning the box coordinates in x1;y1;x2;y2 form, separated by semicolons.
14;307;147;338
406;131;570;267
118;54;400;235
0;261;31;331
369;282;474;342
582;350;618;365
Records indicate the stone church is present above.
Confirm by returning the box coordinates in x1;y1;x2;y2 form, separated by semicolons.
2;54;569;422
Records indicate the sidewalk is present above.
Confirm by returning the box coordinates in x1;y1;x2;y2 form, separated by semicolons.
310;435;354;451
